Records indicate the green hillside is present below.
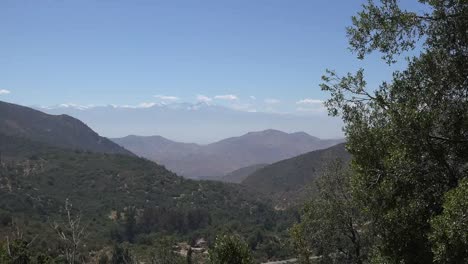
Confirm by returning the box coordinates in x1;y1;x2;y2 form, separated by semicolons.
0;100;133;156
0;133;292;261
220;164;268;183
242;143;349;207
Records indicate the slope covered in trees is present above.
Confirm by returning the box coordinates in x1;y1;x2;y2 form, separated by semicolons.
242;143;349;207
0;101;133;156
220;164;268;183
0;134;292;262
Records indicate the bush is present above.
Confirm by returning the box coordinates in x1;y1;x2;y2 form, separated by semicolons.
430;178;468;264
208;235;253;264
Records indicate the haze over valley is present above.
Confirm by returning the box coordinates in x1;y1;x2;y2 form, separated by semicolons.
38;102;343;144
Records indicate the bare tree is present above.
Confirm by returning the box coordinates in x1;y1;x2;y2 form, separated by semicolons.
51;199;87;264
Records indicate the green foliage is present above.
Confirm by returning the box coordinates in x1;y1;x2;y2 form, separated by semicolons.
0;239;31;264
98;254;109;264
430;178;468;264
208;235;254;264
111;244;134;264
124;207;137;243
0;133;294;261
243;143;349;207
150;237;184;264
322;0;468;263
0;243;12;264
35;253;53;264
290;161;369;264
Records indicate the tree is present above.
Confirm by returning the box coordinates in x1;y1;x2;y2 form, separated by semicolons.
430;178;468;264
150;237;184;264
124;207;136;243
290;161;369;264
208;235;254;264
321;0;468;263
0;222;47;264
186;246;193;264
50;199;87;264
111;244;134;264
1;239;30;264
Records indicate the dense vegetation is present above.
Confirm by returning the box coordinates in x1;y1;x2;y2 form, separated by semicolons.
0;101;132;156
291;0;468;263
0;133;293;262
208;235;254;264
242;143;349;208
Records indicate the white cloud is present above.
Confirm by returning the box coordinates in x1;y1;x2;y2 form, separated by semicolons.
0;89;11;95
214;94;238;100
295;99;326;113
296;107;326;112
229;103;256;112
296;98;323;105
249;96;256;100
138;102;157;108
154;95;179;101
264;98;280;104
116;102;159;109
64;104;89;110
196;95;212;103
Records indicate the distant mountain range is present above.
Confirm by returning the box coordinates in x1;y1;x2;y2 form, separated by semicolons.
1;99;348;209
0;101;133;156
38;102;343;144
242;143;350;207
112;130;344;178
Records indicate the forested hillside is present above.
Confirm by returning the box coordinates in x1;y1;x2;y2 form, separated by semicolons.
0;101;133;156
0;133;292;262
242;143;349;207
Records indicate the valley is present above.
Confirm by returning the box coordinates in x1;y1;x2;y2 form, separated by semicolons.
2;0;467;262
112;130;343;179
0;100;338;262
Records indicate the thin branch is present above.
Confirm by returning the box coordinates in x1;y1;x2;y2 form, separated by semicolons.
429;135;468;143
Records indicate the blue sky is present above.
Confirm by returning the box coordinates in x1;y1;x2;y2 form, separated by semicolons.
1;0;420;114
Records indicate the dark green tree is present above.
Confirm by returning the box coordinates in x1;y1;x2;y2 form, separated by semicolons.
36;253;52;264
321;0;468;263
98;254;110;264
186;246;192;264
0;239;31;264
430;178;468;263
111;244;134;264
208;235;254;264
290;161;370;264
150;237;184;264
124;207;136;243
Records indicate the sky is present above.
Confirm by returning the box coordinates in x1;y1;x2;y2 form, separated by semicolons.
0;0;426;111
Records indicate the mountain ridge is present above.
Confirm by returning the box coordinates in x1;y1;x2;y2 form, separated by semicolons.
39;102;344;143
0;100;133;156
112;130;344;178
242;143;350;207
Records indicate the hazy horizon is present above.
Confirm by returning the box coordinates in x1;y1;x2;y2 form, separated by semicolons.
32;100;344;144
1;0;412;144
